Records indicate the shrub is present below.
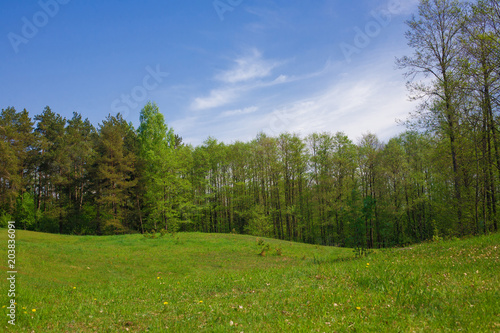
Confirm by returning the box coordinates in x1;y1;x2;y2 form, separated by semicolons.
259;243;270;256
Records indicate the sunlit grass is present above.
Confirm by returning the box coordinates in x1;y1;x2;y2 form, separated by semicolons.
0;230;498;332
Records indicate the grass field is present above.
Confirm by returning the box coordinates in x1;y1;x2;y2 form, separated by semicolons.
0;230;499;332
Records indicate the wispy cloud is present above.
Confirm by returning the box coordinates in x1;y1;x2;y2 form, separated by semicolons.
191;88;238;110
220;106;258;117
176;69;412;146
261;73;412;141
190;49;285;111
190;51;335;111
216;49;279;84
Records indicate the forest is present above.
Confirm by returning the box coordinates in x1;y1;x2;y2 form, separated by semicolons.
1;0;499;249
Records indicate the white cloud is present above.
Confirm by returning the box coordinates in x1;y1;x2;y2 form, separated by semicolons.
220;106;258;117
273;75;288;84
176;72;412;146
191;88;237;110
189;49;293;111
216;49;278;84
180;45;415;145
260;75;412;142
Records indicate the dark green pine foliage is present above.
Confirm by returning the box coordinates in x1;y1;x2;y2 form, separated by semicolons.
65;112;97;234
33;106;67;233
95;114;137;234
0;107;35;215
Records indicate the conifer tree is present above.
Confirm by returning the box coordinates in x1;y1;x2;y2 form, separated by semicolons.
95;114;137;234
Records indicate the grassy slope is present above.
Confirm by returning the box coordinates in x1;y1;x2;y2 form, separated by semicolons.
0;230;498;332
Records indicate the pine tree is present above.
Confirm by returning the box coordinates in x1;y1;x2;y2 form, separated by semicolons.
95;114;137;234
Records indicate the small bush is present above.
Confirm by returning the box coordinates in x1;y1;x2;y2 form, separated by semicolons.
432;227;443;242
353;246;372;258
0;213;13;228
259;243;270;256
143;231;158;239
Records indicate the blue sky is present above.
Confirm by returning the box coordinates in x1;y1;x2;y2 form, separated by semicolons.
1;0;419;145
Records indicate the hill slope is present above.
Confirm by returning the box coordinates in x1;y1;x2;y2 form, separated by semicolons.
1;230;499;332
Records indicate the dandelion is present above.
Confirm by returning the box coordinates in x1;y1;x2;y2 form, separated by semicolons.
32;309;36;312
366;263;370;265
157;277;160;279
356;307;361;310
73;287;76;289
199;301;203;303
94;298;97;301
164;302;168;305
24;311;27;314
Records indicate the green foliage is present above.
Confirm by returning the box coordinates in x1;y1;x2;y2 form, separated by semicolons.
0;212;12;228
142;231;157;239
432;227;443;242
138;102;191;233
255;237;274;256
95;113;137;234
69;203;98;235
15;192;36;230
245;205;273;237
36;212;59;234
353;246;371;258
0;98;497;249
258;242;271;256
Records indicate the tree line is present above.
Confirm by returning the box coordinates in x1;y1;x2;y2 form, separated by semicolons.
1;0;498;248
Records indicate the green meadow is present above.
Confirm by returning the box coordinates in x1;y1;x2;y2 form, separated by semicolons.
1;230;499;332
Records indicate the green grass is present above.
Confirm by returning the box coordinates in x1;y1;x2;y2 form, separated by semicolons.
0;230;499;332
